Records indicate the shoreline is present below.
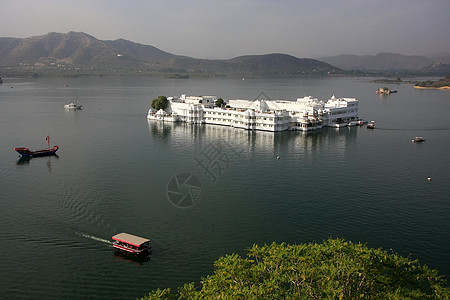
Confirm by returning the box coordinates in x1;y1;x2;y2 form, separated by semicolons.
413;85;450;90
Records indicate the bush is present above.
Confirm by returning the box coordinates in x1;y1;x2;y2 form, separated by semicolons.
140;238;449;299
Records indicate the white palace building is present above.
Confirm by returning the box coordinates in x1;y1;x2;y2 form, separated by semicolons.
147;94;359;132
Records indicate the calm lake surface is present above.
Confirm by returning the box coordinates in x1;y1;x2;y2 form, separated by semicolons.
0;76;449;299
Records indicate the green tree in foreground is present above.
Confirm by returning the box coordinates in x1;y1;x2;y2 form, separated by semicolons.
151;96;168;110
215;98;225;107
141;238;449;299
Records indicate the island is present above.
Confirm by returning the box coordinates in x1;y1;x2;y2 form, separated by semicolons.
414;76;450;89
147;94;361;132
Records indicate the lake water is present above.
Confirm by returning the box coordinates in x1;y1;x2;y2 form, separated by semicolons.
0;76;449;299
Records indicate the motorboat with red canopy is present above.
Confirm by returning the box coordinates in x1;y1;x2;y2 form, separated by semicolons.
112;233;151;255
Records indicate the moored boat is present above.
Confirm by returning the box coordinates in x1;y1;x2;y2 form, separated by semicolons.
14;135;59;157
14;145;59;157
112;233;151;255
367;121;375;129
334;122;348;128
357;119;367;126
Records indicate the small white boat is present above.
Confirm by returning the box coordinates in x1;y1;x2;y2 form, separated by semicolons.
367;121;375;129
356;119;367;126
334;122;348;128
412;137;426;143
347;121;358;127
64;99;82;110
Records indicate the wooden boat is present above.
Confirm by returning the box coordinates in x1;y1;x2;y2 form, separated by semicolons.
15;135;59;157
14;145;59;157
112;233;151;255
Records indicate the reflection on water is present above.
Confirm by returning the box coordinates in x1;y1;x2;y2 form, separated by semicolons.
147;120;358;158
149;119;173;139
16;156;32;165
16;154;59;171
113;250;151;266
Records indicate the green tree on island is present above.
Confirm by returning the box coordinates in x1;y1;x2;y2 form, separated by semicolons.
215;98;226;107
141;238;449;299
151;96;169;110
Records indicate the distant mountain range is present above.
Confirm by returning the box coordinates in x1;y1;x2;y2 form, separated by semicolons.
318;52;446;71
0;32;449;76
0;32;341;76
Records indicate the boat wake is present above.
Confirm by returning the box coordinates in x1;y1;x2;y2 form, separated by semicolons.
76;232;112;245
375;127;450;131
53;179;117;234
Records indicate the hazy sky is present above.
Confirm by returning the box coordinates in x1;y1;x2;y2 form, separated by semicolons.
1;0;449;59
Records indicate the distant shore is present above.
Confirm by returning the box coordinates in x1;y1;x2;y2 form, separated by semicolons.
413;76;450;89
413;85;450;90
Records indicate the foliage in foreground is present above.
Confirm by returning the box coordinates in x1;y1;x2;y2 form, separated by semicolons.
141;239;449;299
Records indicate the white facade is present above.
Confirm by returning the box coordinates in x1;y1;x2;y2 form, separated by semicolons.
147;94;359;132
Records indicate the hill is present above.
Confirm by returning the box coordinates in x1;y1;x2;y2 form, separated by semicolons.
0;32;341;76
164;53;340;75
0;32;174;70
319;52;435;71
419;62;450;75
